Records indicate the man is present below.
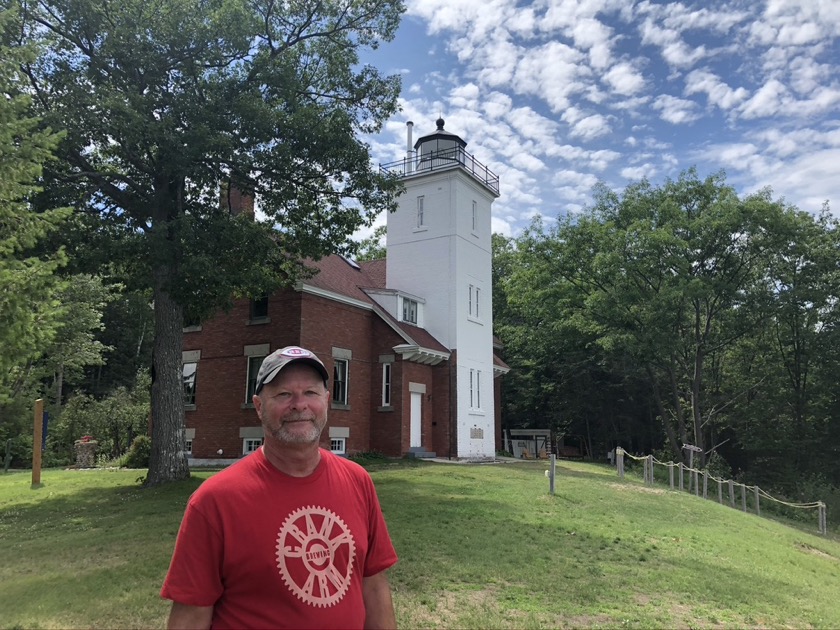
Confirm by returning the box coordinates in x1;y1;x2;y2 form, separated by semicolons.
161;346;398;629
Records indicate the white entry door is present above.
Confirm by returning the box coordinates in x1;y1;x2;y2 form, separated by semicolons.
410;391;422;448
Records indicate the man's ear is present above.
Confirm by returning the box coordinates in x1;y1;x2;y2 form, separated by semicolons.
253;395;263;419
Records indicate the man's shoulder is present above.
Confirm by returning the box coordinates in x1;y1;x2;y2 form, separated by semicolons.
322;450;372;480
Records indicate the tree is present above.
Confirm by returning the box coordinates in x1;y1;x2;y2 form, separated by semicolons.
40;274;115;409
15;0;404;484
0;6;69;408
355;224;387;261
502;171;793;465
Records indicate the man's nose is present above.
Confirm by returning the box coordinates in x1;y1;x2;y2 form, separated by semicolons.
288;392;309;409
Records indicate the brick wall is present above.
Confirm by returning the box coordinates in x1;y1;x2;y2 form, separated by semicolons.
183;290;303;458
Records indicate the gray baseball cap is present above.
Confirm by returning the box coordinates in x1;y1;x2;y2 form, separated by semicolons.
254;346;329;395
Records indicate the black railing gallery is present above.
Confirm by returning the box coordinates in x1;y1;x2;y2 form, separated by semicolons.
380;146;500;196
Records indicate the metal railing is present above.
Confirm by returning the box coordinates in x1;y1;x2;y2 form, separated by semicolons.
380;146;500;196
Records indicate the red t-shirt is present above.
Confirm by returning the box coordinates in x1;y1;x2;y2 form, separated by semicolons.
161;448;398;629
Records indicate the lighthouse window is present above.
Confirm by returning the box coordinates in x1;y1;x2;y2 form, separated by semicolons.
472;200;477;232
417;196;425;228
469;284;481;319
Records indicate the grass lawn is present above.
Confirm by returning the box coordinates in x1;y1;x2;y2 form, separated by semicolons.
2;460;839;628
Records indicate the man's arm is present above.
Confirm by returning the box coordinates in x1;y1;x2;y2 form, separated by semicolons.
167;602;213;630
362;571;396;629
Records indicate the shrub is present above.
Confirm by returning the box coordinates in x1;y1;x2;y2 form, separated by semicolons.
123;435;151;469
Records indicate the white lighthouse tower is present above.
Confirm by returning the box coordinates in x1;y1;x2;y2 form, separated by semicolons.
383;118;500;459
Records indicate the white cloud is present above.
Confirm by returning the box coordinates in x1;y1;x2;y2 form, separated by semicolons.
620;164;658;181
507;106;559;142
684;69;749;110
571;18;616;70
449;83;480;109
512;41;590;111
482;92;513;119
510;152;547;172
739;79;788;118
652;94;701;124
551;170;600;204
474;34;522;88
638;19;707;69
603;61;646;95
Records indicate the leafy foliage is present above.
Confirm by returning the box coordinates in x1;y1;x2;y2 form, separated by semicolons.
0;6;70;406
52;370;150;463
122;435;152;469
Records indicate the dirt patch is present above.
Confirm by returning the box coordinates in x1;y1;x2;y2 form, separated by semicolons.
796;542;840;562
607;482;667;495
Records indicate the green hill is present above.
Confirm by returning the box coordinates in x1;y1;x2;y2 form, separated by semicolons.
1;461;838;628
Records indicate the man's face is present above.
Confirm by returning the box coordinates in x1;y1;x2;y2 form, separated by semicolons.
253;363;329;445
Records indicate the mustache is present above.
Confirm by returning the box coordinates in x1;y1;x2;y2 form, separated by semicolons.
281;412;317;423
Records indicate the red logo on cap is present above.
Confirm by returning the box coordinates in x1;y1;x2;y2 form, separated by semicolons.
283;347;309;357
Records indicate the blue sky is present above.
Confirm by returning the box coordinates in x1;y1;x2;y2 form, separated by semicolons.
359;0;840;238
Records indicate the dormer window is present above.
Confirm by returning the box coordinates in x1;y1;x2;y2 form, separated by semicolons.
402;297;418;324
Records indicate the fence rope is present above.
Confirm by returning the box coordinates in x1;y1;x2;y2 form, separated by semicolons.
614;447;827;535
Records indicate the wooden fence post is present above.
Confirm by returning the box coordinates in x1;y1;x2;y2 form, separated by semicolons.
754;486;760;517
679;462;684;491
648;455;654;486
617;448;624;479
819;502;827;535
694;469;699;496
549;454;556;496
703;471;708;500
32;398;44;488
729;480;735;508
741;484;747;512
717;478;722;504
669;463;674;489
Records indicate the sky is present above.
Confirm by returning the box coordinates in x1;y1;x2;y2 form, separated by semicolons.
358;0;840;239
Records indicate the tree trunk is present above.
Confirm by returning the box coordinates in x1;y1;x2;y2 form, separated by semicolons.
55;363;64;410
145;267;189;485
650;373;681;459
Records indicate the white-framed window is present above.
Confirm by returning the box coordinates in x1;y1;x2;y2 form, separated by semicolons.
182;362;197;406
382;362;392;406
468;285;481;319
402;297;418;324
416;196;425;228
469;368;482;409
243;438;263;454
333;359;349;404
246;355;265;401
472;200;478;232
184;439;193;456
330;438;347;455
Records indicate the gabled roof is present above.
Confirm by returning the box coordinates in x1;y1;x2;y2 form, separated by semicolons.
299;254;509;372
298;255;449;356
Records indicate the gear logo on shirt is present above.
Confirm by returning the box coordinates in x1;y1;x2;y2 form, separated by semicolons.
276;505;356;608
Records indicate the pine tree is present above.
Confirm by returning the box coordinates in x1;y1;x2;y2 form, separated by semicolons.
0;7;70;406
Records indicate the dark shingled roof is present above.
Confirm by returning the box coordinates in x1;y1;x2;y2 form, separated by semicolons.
300;255;448;354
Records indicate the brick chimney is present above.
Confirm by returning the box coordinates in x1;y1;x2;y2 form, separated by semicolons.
220;180;255;218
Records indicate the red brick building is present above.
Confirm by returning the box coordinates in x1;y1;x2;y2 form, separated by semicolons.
182;120;509;463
